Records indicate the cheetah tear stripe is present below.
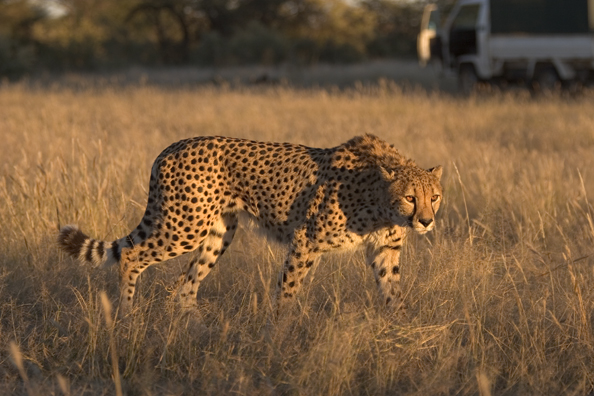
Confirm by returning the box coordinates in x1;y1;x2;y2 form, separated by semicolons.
57;134;443;318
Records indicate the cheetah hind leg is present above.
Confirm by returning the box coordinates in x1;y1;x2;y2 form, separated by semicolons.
177;213;238;313
117;243;154;318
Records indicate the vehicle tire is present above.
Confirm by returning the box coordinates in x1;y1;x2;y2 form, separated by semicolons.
458;64;478;95
532;67;561;96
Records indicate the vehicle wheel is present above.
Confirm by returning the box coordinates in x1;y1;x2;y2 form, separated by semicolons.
458;64;478;95
532;67;561;96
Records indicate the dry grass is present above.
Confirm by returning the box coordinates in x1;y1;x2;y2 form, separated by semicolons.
0;80;593;395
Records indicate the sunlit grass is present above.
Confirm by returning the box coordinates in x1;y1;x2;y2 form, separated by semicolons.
0;81;593;394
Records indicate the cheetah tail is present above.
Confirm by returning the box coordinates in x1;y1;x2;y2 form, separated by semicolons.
58;225;119;267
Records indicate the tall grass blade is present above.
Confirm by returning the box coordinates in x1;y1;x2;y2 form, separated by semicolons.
100;292;123;396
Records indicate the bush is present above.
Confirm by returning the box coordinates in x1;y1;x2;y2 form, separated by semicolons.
288;38;366;65
0;35;36;79
366;33;417;59
228;22;288;65
192;22;288;66
318;41;366;64
192;21;368;67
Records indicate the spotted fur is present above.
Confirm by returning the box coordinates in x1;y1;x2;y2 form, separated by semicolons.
58;134;443;317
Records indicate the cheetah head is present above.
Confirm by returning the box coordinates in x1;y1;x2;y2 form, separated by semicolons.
381;165;443;234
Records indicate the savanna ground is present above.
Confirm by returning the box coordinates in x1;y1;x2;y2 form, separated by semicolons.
1;68;594;395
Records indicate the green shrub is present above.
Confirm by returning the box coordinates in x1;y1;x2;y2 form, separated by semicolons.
192;22;288;66
0;35;35;78
318;41;366;63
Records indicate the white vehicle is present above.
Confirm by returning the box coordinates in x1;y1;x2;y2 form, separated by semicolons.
418;0;594;93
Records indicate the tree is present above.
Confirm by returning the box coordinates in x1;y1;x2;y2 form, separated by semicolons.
125;0;207;63
0;0;47;75
362;0;429;57
291;0;376;51
124;0;321;64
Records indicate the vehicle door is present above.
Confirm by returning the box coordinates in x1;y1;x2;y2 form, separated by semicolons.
447;2;483;66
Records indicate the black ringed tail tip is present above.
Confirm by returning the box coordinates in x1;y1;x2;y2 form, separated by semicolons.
58;225;89;258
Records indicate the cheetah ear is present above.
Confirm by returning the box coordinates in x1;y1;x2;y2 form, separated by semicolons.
380;167;395;181
428;165;443;181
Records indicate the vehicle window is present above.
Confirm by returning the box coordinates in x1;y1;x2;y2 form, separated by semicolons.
452;4;480;29
428;10;440;31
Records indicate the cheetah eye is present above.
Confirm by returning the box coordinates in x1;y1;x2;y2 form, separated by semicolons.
405;196;415;203
431;195;440;202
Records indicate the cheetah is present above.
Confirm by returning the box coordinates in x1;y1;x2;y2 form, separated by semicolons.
58;134;443;317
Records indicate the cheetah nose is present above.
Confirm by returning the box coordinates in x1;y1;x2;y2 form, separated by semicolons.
419;218;433;227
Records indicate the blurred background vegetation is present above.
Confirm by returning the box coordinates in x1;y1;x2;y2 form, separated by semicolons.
0;0;443;78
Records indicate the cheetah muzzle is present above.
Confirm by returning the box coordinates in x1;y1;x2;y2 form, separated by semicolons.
58;134;443;318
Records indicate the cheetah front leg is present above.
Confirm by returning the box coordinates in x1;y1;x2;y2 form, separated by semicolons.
367;228;408;318
369;247;406;318
276;227;321;314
